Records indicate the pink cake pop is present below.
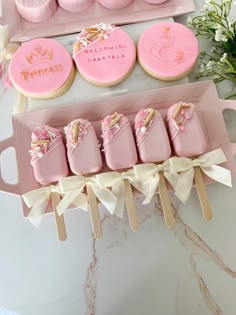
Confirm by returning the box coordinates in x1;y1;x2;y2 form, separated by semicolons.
98;0;134;9
58;0;93;12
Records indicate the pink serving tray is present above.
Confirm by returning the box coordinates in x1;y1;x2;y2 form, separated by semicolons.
1;0;195;42
0;80;235;216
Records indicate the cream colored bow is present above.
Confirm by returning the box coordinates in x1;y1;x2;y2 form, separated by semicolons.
58;175;117;215
0;25;19;62
170;148;232;204
22;184;61;227
96;169;147;218
133;160;179;204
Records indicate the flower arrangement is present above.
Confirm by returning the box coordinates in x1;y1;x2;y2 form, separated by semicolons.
188;0;236;98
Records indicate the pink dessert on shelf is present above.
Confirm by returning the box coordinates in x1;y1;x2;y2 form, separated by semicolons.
15;0;58;23
58;0;93;12
73;23;136;86
65;118;102;175
98;0;134;9
167;102;207;157
30;126;69;185
9;38;75;99
134;108;171;163
137;22;199;81
143;0;168;4
101;112;138;170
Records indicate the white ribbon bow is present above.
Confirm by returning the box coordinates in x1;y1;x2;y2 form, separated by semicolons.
133;160;179;204
170;148;232;204
96;169;147;218
58;175;117;216
22;184;60;227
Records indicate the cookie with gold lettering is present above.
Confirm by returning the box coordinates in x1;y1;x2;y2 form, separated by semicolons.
73;23;136;87
137;22;199;81
9;38;75;99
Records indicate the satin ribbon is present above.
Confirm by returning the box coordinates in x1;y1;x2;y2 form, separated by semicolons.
22;184;60;227
96;169;148;218
0;25;20;96
170;148;232;204
58;175;117;216
133;160;179;204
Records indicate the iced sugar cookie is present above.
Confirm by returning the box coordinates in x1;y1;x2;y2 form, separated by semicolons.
58;0;93;12
137;22;199;81
9;38;75;99
15;0;58;23
98;0;134;9
73;23;136;86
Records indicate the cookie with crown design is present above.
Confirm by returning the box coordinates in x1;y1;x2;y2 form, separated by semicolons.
73;23;136;87
9;38;75;99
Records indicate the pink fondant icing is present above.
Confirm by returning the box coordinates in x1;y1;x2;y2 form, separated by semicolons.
15;0;58;23
101;113;138;170
134;108;171;163
138;22;199;79
58;0;93;12
167;102;207;157
73;23;136;86
9;38;73;97
30;126;69;185
65;119;102;175
98;0;134;9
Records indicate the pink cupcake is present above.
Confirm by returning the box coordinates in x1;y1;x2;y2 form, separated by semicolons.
15;0;58;23
58;0;93;12
30;126;69;185
98;0;134;9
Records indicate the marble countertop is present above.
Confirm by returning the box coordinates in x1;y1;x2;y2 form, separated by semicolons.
0;1;236;315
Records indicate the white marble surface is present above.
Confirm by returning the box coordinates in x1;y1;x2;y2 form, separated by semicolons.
1;1;236;315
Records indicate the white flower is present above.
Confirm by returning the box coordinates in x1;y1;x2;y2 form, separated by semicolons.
199;63;206;73
206;60;216;70
187;16;192;27
215;25;228;42
220;53;228;63
204;0;211;4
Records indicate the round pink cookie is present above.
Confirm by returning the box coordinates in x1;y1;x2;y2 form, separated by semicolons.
143;0;168;4
137;22;199;81
15;0;58;23
73;23;136;86
98;0;134;9
58;0;93;12
9;38;75;99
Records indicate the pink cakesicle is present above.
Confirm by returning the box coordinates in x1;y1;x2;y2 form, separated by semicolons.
167;102;207;157
15;0;58;23
30;125;68;241
30;126;69;185
134;108;175;228
134;108;171;163
65;118;103;240
167;102;212;221
101;112;138;170
58;0;93;12
65;118;102;175
101;112;139;231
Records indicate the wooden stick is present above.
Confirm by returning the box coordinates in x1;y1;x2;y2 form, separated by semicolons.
158;172;176;228
86;184;102;240
194;166;213;220
51;192;67;241
124;179;139;231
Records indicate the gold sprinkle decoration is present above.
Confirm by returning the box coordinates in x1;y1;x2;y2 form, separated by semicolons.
144;109;156;128
31;140;50;145
172;103;190;121
109;113;123;128
73;122;80;144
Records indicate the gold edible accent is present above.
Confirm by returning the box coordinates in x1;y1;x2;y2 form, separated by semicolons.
144;109;156;127
109;113;123;128
73;122;80;144
31;140;50;145
172;103;191;121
